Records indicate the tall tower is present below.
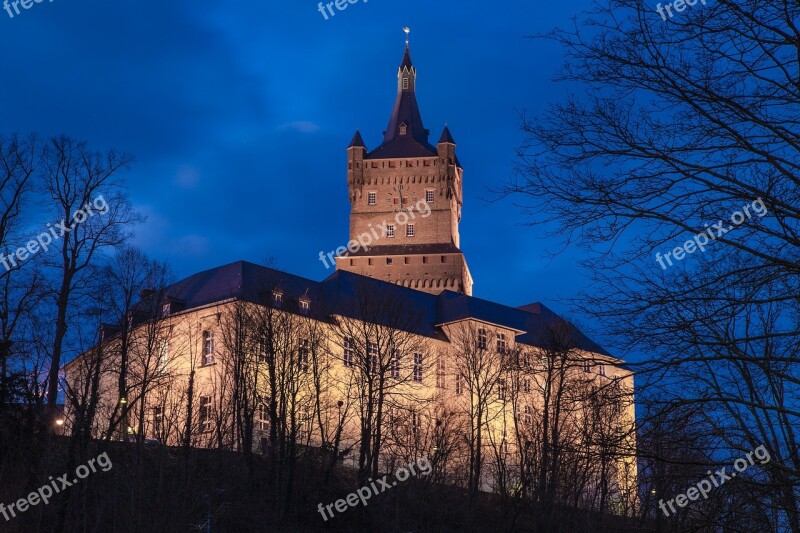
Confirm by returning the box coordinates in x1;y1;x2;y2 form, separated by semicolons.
336;38;473;296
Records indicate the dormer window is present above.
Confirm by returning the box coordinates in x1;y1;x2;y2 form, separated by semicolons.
399;123;408;136
299;299;310;315
272;290;283;308
161;302;171;317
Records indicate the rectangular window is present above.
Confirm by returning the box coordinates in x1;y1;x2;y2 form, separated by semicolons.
583;360;591;373
599;365;606;377
386;258;393;265
436;358;446;389
413;353;423;382
298;339;309;372
523;405;533;426
199;395;212;433
406;224;415;237
368;342;379;374
390;348;400;379
455;373;463;395
272;291;283;307
402;77;409;90
368;192;377;205
523;378;531;394
387;225;395;238
496;333;507;354
343;337;355;367
477;328;487;350
426;190;434;203
441;256;447;263
422;256;429;264
202;331;215;365
299;299;310;315
498;379;507;401
256;403;269;432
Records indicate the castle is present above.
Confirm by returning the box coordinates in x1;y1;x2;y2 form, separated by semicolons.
63;39;637;508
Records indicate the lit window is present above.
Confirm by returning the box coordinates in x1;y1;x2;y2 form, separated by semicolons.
391;348;400;379
387;225;395;238
477;328;487;350
298;339;309;372
426;190;434;203
496;333;506;354
436;358;446;389
343;337;355;367
413;353;423;382
202;331;215;365
299;299;310;315
199;395;212;433
407;224;415;237
368;192;377;205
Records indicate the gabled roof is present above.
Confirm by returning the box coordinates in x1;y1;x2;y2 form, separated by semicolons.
153;260;612;357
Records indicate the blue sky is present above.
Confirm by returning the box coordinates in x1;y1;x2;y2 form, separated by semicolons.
0;0;608;340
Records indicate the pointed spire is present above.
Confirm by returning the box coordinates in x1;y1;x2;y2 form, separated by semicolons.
438;125;455;144
348;130;366;149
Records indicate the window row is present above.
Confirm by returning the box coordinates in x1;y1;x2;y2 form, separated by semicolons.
367;190;435;206
342;337;423;382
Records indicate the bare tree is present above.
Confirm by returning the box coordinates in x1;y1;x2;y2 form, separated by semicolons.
42;137;141;415
503;2;800;529
331;283;426;485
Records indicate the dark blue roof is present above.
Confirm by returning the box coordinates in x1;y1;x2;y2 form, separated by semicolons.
160;260;612;357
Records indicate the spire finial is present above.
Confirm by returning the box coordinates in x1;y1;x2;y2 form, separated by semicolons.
403;27;410;48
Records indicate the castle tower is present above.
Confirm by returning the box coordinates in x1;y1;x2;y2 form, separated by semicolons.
336;40;473;296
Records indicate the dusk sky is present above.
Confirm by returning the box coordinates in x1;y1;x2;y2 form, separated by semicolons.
0;0;605;342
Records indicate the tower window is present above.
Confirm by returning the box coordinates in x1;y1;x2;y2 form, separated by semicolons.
422;256;429;264
403;77;409;90
387;225;395;238
368;192;376;205
407;224;415;237
426;190;434;203
399;123;408;135
404;257;410;264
